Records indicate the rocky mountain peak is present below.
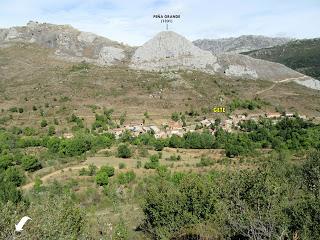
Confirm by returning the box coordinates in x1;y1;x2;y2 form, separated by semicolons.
132;31;213;61
130;30;309;85
130;30;220;72
0;22;316;90
0;21;130;66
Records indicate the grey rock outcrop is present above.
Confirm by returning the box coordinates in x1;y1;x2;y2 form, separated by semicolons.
0;21;129;66
295;79;320;91
193;35;292;54
130;31;221;73
216;53;305;81
130;31;305;83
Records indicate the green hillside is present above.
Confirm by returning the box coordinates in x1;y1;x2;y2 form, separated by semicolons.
1;42;320;240
243;38;320;79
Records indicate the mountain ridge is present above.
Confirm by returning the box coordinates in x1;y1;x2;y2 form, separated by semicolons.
0;21;318;90
242;38;320;81
193;35;292;54
0;21;132;66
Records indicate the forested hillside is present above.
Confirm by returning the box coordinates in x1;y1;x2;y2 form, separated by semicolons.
243;38;320;79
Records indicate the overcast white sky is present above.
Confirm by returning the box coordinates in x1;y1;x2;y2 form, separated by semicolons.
0;0;319;46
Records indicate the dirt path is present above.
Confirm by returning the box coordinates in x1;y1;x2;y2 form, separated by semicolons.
21;164;88;191
255;76;309;95
278;76;310;83
255;83;277;95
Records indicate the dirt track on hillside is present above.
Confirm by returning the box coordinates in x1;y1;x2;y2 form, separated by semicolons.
21;165;88;190
255;76;309;95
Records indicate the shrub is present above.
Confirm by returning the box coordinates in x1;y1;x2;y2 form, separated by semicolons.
302;151;320;196
142;174;216;239
59;96;71;102
119;162;126;169
154;140;164;151
0;181;23;204
112;221;128;240
4;167;25;187
48;126;55;136
10;126;22;135
88;164;97;176
40;119;48;128
33;176;43;192
184;132;214;149
54;118;59;125
171;112;180;122
138;147;149;157
79;165;97;177
79;168;88;176
166;154;181;161
92;134;114;150
117;144;132;158
196;156;214;167
156;165;169;177
21;155;42;172
169;135;185;148
119;112;126;126
136;161;142;169
47;137;61;153
145;154;160;169
117;171;136;184
8;107;18;113
225;143;244;158
22;195;87;239
24;127;36;136
95;165;115;186
100;165;115;177
59;135;93;156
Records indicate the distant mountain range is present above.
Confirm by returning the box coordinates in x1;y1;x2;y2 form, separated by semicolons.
130;31;314;88
242;38;320;80
0;21;319;90
193;35;292;54
1;21;320;120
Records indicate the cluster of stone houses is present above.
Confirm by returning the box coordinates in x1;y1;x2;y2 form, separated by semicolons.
60;111;308;140
109;118;222;139
220;112;307;132
107;112;308;139
110;121;185;139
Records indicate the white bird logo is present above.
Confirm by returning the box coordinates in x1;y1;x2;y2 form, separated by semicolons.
15;216;32;232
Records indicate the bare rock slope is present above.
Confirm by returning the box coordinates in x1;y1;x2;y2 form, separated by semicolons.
130;31;220;73
217;53;305;81
193;35;291;54
0;22;317;90
130;31;312;85
0;21;130;66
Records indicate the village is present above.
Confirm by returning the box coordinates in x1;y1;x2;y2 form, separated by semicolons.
106;111;308;139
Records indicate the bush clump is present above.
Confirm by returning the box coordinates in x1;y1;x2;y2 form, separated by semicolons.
21;155;42;172
117;171;136;184
144;154;160;169
95;165;115;186
166;154;181;161
117;144;132;158
196;156;214;167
